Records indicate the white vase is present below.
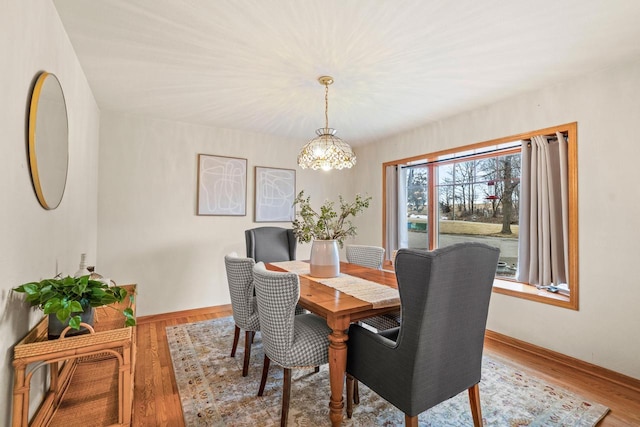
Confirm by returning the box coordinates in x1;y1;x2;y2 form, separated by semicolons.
74;253;90;278
310;239;340;278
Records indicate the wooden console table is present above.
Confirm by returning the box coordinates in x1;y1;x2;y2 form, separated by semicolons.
12;285;137;427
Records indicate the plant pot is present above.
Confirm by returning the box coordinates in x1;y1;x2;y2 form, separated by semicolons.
48;305;95;340
310;239;340;278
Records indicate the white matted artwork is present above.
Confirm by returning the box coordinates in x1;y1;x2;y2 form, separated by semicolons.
197;154;247;216
254;166;296;222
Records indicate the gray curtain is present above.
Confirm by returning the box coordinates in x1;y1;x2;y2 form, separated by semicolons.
516;132;569;288
385;165;407;261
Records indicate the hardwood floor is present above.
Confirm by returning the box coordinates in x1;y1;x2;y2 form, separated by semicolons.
133;307;640;426
133;306;232;427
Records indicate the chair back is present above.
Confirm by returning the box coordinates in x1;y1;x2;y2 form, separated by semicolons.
346;245;385;270
245;227;297;263
393;243;499;413
224;252;259;331
252;262;300;365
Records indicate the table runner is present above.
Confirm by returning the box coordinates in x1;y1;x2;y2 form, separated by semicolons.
269;260;400;308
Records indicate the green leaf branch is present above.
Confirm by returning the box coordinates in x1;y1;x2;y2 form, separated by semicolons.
292;191;371;248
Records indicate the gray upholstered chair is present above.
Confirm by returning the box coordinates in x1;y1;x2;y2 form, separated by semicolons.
224;252;259;377
253;262;331;427
346;244;401;332
246;226;304;315
245;227;297;263
346;243;500;427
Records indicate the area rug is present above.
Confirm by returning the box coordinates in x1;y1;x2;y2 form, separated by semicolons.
166;317;609;426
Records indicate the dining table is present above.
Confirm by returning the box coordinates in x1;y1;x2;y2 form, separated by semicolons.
266;260;400;427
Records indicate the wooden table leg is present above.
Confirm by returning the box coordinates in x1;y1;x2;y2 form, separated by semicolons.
327;315;350;427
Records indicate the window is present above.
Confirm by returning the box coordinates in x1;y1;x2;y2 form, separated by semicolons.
383;123;578;309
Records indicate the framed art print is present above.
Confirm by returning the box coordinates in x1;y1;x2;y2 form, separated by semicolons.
254;166;296;222
197;154;247;216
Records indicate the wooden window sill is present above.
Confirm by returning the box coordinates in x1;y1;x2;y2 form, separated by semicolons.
493;278;575;309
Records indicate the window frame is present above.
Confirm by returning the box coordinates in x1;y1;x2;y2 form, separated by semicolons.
382;122;578;310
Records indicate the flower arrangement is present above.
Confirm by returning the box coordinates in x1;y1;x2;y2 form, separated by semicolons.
292;190;371;248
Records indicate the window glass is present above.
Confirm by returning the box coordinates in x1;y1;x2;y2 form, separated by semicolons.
436;153;520;278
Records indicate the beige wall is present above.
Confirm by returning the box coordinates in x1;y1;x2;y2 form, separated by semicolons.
353;58;640;380
98;112;352;317
0;0;101;423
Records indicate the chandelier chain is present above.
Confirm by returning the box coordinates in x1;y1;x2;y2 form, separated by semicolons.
324;83;329;129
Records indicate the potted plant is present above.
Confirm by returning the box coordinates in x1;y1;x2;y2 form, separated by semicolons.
13;275;135;339
292;190;371;278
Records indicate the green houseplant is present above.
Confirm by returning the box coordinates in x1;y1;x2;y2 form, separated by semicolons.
14;275;135;338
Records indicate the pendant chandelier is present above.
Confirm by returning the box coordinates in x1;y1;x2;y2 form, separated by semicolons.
297;76;356;171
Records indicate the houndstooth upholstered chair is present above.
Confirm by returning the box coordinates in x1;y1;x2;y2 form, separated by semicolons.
345;244;385;269
253;262;331;427
346;243;500;427
224;252;260;377
346;244;401;332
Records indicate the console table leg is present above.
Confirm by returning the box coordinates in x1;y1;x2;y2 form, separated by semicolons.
13;366;28;427
122;346;132;424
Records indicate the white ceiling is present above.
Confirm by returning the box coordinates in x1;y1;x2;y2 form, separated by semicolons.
53;0;640;146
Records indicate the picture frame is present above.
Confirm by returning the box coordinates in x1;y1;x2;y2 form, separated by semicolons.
197;154;247;216
254;166;296;222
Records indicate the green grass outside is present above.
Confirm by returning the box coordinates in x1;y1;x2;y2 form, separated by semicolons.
439;220;519;238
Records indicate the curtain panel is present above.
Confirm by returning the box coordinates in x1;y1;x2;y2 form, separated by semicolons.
516;132;569;288
384;165;408;260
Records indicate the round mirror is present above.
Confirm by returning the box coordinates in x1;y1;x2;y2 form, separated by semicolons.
28;72;69;210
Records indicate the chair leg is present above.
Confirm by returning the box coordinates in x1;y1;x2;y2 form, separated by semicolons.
242;330;252;377
346;374;354;418
258;355;270;396
404;414;418;427
468;383;483;427
230;325;240;357
353;379;360;404
281;368;292;427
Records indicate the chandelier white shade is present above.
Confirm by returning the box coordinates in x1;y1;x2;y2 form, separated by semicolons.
297;76;356;171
